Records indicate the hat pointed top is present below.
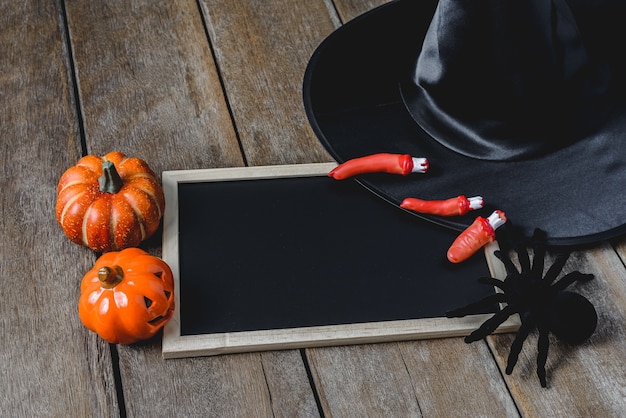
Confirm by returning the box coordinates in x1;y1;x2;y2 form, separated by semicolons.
403;0;613;161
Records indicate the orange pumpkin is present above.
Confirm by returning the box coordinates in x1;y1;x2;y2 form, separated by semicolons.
78;248;175;344
56;151;165;252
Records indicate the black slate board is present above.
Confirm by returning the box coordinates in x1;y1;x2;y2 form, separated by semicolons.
174;170;496;335
161;164;513;358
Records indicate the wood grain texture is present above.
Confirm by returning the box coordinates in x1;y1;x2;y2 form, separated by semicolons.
63;0;320;416
398;339;519;417
306;344;422;417
65;0;244;173
119;341;274;417
260;351;322;418
0;0;119;415
488;244;626;417
307;339;518;417
198;0;336;165
119;342;319;417
333;0;390;22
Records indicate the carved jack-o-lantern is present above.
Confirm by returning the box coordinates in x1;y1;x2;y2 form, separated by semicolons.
78;248;175;344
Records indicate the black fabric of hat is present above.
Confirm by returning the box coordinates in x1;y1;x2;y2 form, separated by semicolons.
303;0;626;246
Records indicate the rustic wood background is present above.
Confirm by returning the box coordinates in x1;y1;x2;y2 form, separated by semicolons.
2;0;626;416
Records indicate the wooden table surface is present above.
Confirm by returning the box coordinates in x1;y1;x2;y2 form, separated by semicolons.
3;0;626;416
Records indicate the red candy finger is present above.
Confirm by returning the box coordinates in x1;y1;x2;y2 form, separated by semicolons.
400;195;484;217
447;210;507;263
328;153;428;180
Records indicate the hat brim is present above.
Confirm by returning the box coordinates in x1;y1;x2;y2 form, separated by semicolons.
303;0;626;247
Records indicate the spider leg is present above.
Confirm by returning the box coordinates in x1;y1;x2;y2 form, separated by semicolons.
505;315;536;375
552;271;594;292
494;250;520;276
536;321;550;388
477;276;511;293
446;293;509;318
543;252;570;286
514;240;531;273
530;229;547;278
464;304;517;343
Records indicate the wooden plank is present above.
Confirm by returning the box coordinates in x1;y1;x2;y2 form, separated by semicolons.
118;341;271;417
307;340;520;417
260;351;322;418
306;344;422;417
307;334;519;415
488;243;626;416
118;342;319;417
198;0;336;165
333;0;390;22
307;328;518;417
398;339;520;416
0;1;119;415
63;0;320;416
65;0;244;171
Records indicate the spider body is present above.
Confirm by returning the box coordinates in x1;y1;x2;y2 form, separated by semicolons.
447;229;597;387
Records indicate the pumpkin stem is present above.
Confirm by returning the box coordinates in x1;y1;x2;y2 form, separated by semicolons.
98;266;124;288
99;161;124;194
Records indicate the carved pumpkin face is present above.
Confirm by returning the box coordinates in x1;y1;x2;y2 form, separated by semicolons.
78;248;175;344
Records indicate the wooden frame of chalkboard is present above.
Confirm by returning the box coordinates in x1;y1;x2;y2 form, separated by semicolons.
161;163;518;359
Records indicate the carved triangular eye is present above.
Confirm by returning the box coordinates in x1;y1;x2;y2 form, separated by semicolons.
144;296;153;308
154;271;163;279
163;290;172;300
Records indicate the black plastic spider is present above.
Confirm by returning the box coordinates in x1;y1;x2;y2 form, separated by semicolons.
446;229;598;387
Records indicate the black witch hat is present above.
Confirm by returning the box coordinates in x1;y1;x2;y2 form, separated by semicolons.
304;0;626;246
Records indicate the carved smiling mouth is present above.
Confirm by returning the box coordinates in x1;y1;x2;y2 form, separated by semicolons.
144;289;174;327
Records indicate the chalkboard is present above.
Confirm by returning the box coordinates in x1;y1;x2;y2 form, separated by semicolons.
161;163;517;358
